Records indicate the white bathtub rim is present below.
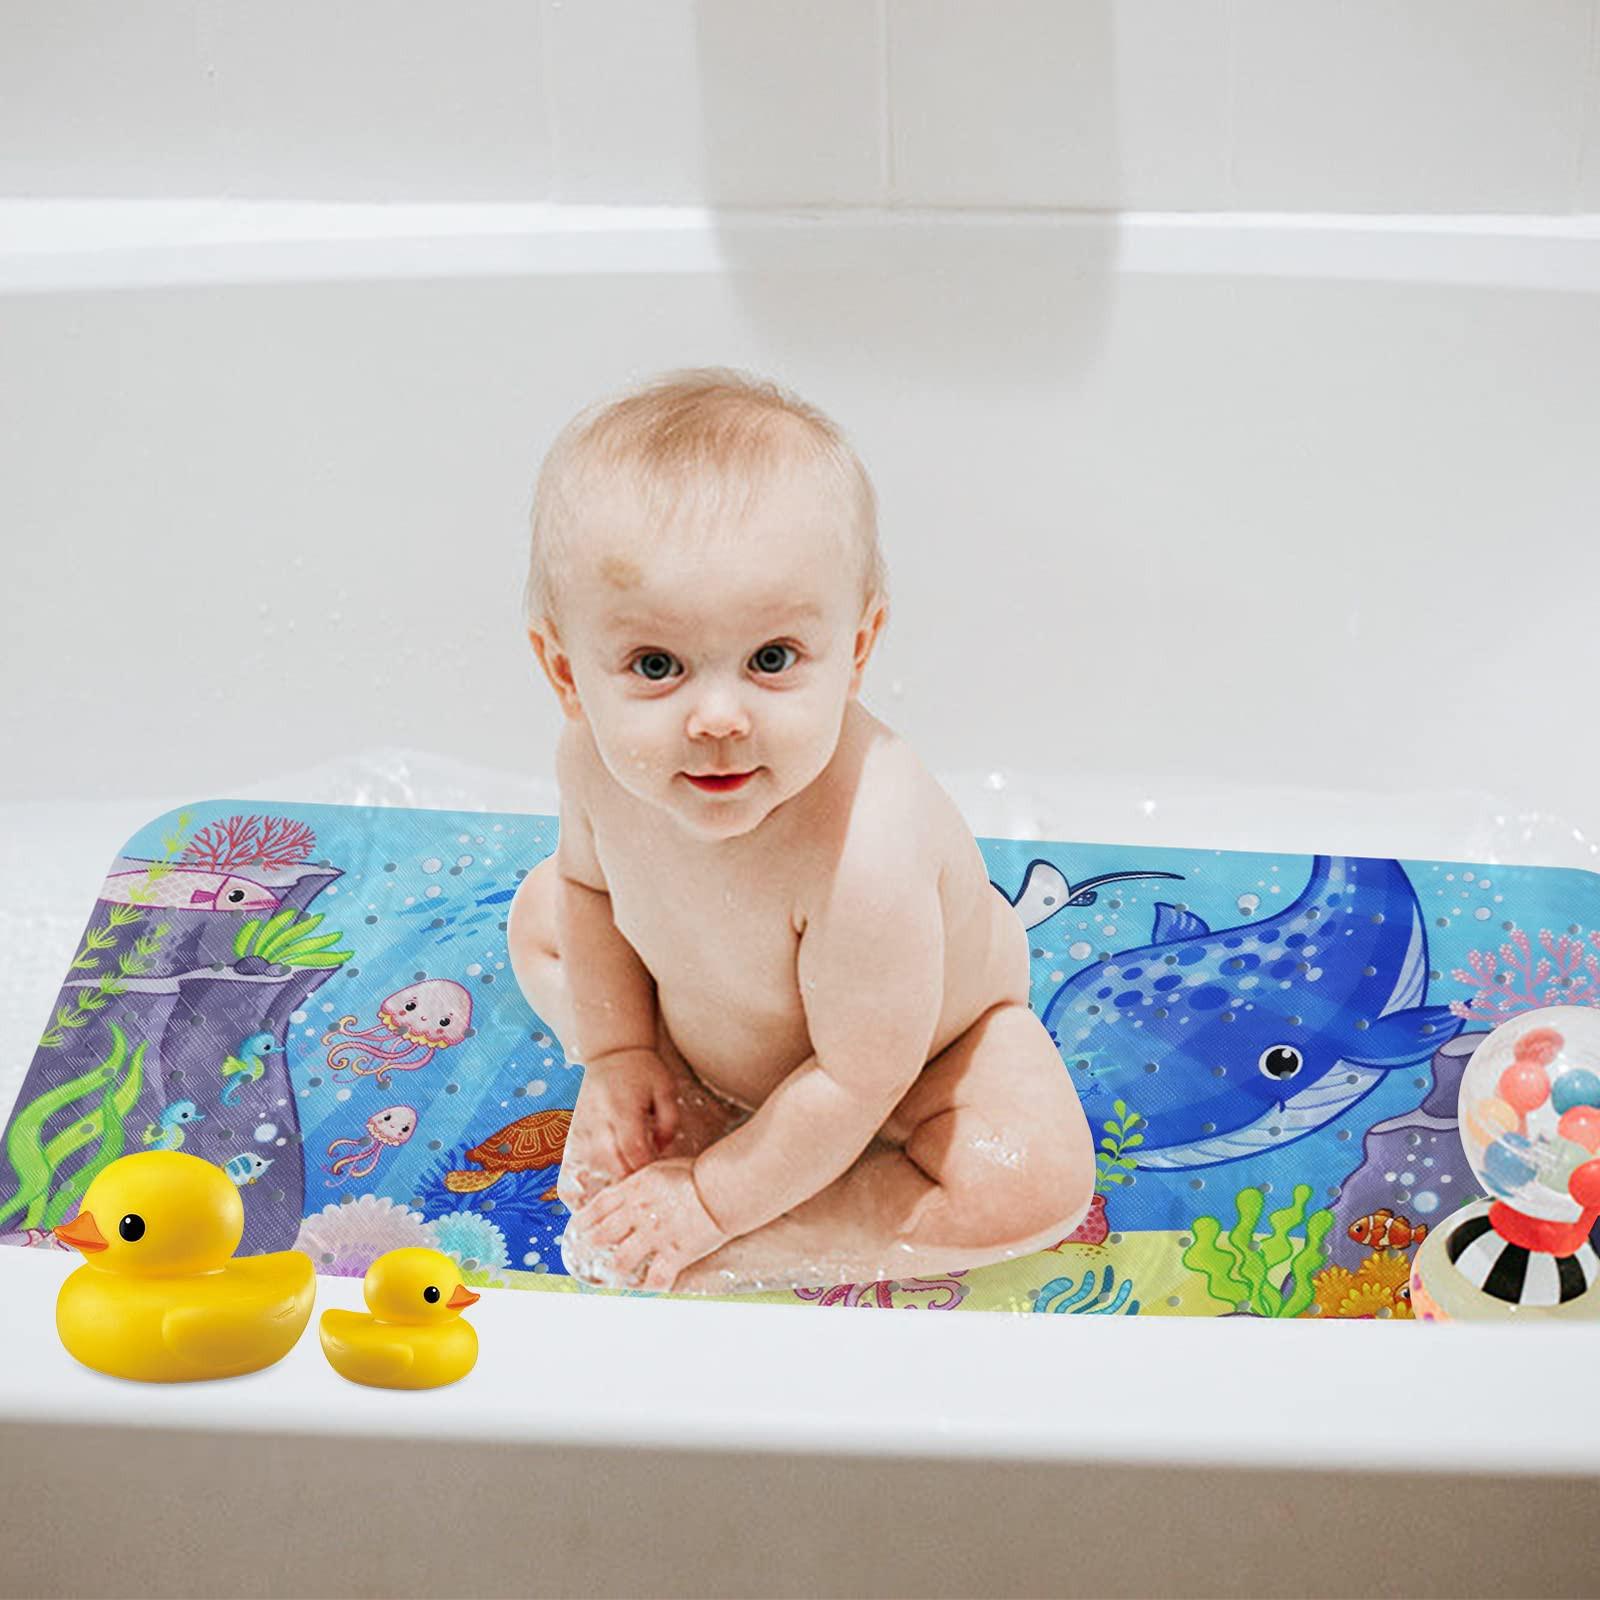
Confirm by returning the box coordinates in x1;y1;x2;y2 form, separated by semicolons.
0;201;1597;295
1;1245;1595;1477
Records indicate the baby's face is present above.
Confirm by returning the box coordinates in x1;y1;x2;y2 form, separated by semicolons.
540;476;881;842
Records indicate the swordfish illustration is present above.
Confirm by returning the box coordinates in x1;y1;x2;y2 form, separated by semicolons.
1037;855;1462;1170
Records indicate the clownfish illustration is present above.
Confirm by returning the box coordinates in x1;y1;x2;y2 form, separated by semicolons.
1348;1208;1428;1251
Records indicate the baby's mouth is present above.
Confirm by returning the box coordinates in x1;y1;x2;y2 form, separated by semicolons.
684;769;758;794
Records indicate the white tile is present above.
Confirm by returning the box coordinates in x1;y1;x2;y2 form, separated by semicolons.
889;0;1229;209
1232;0;1592;213
0;2;220;195
546;0;884;205
1579;2;1600;210
199;0;549;201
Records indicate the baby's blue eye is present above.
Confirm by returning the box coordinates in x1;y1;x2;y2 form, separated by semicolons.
631;651;680;682
750;643;797;675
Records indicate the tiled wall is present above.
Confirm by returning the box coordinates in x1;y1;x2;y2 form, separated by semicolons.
1;0;1597;211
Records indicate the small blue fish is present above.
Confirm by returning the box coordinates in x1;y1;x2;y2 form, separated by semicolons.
219;1031;276;1107
223;1152;273;1187
142;1099;204;1151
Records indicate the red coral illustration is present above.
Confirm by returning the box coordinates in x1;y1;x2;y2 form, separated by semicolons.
793;1273;968;1309
1450;929;1600;1026
183;814;316;873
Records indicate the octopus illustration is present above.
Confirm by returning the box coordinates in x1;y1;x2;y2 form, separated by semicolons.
325;1104;419;1186
322;979;472;1087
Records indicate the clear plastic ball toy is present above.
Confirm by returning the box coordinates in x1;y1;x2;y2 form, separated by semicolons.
1458;1005;1600;1223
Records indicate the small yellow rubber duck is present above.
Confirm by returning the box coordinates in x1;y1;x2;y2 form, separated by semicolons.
320;1247;480;1389
53;1150;315;1382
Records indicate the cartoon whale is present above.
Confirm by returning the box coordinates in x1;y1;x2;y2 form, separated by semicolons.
1039;855;1462;1169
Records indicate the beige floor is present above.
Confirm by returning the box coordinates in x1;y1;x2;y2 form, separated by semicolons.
2;1421;1597;1598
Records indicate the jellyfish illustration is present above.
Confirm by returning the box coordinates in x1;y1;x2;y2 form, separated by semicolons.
325;1104;419;1186
322;979;471;1087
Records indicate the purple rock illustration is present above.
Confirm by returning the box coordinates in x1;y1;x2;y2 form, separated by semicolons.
1328;1031;1489;1272
0;812;352;1257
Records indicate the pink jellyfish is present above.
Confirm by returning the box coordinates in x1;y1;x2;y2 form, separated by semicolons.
325;1104;419;1186
322;978;472;1088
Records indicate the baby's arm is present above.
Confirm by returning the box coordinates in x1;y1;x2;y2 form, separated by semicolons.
554;740;680;1196
691;856;944;1239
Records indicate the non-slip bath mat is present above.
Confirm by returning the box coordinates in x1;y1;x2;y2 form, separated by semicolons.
6;801;1599;1321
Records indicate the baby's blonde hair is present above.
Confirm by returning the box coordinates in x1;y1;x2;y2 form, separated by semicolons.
525;368;885;627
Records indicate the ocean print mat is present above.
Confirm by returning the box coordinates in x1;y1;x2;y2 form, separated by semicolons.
6;801;1600;1322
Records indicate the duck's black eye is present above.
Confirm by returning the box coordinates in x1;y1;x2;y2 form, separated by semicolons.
226;889;245;904
1258;1045;1303;1080
423;1285;441;1304
119;1214;145;1242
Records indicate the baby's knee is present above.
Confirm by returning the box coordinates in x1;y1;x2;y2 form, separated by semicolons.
507;857;564;1011
509;856;560;948
993;1129;1094;1247
923;1109;1093;1250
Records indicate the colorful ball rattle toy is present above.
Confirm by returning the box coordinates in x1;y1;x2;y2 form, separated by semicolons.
1411;1006;1600;1320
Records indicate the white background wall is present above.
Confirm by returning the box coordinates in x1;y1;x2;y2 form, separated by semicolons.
1;0;1598;213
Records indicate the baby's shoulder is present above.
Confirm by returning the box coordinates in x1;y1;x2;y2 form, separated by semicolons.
833;713;958;865
554;719;605;802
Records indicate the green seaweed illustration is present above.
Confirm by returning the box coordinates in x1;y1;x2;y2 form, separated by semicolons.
0;1023;147;1231
1181;1184;1333;1318
39;924;169;1049
1094;1099;1144;1192
123;811;193;904
234;910;353;969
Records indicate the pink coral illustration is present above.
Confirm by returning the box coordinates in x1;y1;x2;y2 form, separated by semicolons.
184;814;316;873
794;1272;968;1310
1450;929;1600;1026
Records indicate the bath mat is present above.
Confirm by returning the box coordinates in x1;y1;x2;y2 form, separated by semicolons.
6;800;1599;1322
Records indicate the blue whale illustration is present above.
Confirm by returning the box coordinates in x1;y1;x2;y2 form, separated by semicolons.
1038;855;1462;1169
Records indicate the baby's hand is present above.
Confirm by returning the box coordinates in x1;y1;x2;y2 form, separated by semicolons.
558;1048;681;1208
561;1158;726;1292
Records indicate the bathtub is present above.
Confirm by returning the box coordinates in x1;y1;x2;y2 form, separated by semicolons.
2;202;1599;1597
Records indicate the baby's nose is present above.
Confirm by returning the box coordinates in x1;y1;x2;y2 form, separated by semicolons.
685;686;751;741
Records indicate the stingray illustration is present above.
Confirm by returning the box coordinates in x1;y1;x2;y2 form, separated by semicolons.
1039;855;1462;1169
999;860;1184;933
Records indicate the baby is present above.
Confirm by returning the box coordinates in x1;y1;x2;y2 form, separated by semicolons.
510;370;1092;1293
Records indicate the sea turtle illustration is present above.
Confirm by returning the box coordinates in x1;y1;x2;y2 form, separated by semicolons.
442;1109;572;1199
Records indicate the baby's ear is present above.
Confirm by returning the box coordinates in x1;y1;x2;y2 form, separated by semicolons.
849;595;888;695
528;624;584;721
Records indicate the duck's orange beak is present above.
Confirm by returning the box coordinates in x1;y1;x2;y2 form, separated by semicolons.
54;1211;108;1254
447;1284;480;1310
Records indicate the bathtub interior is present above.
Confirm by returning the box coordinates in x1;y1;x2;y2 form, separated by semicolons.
4;215;1600;1342
5;214;1599;1115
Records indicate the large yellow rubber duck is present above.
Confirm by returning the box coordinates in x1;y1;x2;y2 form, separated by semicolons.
320;1247;480;1389
52;1150;315;1382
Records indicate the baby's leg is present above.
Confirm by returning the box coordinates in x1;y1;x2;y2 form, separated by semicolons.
672;1002;1094;1294
508;857;743;1162
507;856;576;1046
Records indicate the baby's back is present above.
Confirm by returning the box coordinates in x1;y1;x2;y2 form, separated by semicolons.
574;703;1030;1109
